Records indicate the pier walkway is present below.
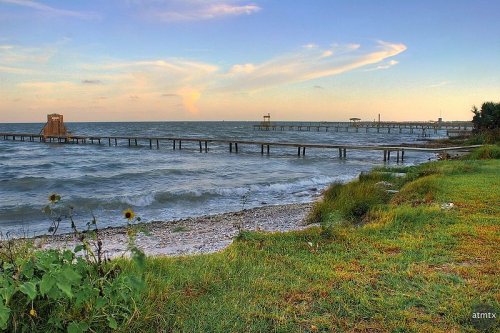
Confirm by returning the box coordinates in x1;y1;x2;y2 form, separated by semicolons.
0;132;481;163
253;121;473;136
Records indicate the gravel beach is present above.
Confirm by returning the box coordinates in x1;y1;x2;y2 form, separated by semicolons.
39;202;315;258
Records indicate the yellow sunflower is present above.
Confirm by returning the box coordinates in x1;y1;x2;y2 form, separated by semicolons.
123;208;135;220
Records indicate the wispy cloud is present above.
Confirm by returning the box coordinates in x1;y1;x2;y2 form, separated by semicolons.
428;81;450;88
81;79;103;85
6;39;406;116
139;0;261;22
364;59;399;71
218;40;407;92
0;0;99;19
0;43;54;74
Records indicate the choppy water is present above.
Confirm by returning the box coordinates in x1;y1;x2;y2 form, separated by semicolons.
0;121;445;236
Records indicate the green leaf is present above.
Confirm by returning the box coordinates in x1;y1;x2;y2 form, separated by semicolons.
57;281;73;298
95;296;107;310
62;267;82;284
73;245;84;253
107;316;118;330
19;282;37;301
0;302;11;330
67;321;89;333
40;273;57;296
0;285;15;304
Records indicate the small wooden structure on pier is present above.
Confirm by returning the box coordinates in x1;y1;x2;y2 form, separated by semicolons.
40;114;68;138
260;113;271;128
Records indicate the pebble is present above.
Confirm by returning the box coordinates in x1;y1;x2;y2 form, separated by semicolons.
41;202;316;258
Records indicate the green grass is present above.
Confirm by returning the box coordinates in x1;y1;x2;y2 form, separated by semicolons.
107;148;500;333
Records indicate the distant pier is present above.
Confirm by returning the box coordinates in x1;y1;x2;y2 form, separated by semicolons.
252;121;473;136
0;132;481;163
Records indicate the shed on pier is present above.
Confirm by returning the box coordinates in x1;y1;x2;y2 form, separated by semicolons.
40;114;68;137
260;113;272;128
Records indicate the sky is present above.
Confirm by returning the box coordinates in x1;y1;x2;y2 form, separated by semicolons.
0;0;499;123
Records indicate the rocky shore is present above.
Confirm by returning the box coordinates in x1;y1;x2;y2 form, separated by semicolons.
40;202;315;258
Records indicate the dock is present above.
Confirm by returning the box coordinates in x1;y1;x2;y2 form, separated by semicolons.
0;132;481;163
252;121;473;136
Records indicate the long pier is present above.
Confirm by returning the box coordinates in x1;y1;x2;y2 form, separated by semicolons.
253;121;473;136
0;132;481;163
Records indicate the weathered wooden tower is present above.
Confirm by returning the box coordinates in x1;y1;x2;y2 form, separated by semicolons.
40;114;68;137
260;113;271;128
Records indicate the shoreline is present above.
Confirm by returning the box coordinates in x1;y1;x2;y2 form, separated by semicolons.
39;202;316;258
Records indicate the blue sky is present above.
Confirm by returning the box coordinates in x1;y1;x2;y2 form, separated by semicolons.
0;0;499;122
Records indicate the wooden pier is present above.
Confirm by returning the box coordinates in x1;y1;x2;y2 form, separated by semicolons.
253;121;473;136
0;132;481;163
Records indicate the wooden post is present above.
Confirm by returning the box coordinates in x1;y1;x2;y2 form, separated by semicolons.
179;140;182;149
338;148;342;158
297;146;301;156
205;141;208;152
134;139;137;146
98;138;101;145
115;138;117;146
267;144;270;155
401;149;405;161
262;144;264;155
173;140;176;150
150;139;153;149
229;142;233;153
383;150;387;161
157;139;159;149
128;139;131;146
397;150;400;163
302;147;306;156
235;142;238;153
343;148;346;158
108;138;111;146
199;141;202;152
387;150;391;161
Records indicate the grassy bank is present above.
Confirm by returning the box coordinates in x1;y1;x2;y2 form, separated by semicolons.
118;146;499;332
2;146;499;332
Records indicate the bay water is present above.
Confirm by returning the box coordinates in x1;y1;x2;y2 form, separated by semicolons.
0;121;445;236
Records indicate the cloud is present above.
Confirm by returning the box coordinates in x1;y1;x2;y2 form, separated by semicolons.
141;1;261;22
5;39;406;116
0;0;100;19
81;79;103;85
364;59;399;71
177;87;201;113
217;40;407;92
0;64;36;74
229;63;256;74
428;81;450;88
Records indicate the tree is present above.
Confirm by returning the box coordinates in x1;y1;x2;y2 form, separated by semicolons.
471;102;500;132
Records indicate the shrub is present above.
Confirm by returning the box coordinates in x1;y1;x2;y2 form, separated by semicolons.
464;145;500;160
0;194;146;332
391;175;439;206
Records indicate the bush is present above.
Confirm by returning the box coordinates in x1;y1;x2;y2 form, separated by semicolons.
308;178;391;224
391;175;439;206
0;247;144;332
464;145;500;160
0;194;146;332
